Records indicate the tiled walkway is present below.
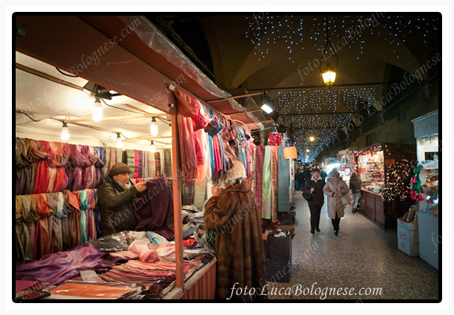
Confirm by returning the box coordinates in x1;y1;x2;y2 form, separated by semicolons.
267;192;439;301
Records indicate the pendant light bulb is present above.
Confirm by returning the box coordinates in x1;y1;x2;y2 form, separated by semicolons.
150;140;156;153
61;122;70;141
310;136;315;142
116;133;123;149
306;149;310;153
150;117;158;137
93;98;103;122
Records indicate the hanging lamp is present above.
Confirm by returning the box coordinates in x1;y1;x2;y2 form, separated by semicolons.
319;16;339;87
93;97;103;122
150;140;156;153
150;117;158;137
61;122;70;141
116;133;123;149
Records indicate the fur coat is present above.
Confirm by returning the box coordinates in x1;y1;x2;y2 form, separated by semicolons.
323;178;350;219
204;180;267;300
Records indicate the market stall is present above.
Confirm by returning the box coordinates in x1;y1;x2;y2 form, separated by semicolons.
14;15;268;300
411;110;439;269
337;147;357;186
356;143;416;229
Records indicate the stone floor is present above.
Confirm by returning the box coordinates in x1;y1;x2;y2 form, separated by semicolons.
266;192;439;301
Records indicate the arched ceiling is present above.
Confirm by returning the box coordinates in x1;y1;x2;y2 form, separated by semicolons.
156;13;440;161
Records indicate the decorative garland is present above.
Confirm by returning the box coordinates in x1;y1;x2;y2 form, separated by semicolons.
410;163;425;201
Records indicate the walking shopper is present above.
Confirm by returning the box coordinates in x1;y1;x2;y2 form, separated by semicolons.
303;168;325;234
294;168;300;191
320;168;327;181
323;169;350;236
296;168;305;191
349;172;362;213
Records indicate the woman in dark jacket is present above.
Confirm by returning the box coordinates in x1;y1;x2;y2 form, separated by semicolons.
303;168;325;234
349;172;362;213
97;163;147;236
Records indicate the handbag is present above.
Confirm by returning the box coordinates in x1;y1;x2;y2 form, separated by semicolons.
341;193;350;205
302;181;314;201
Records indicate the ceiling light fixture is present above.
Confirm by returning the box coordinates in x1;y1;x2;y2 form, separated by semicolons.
310;136;315;142
116;133;123;149
319;16;339;87
150;117;158;137
61;122;70;141
261;93;275;113
306;149;310;153
150;140;156;153
93;97;103;122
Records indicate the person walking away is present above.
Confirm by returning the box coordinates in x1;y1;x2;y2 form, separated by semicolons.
323;169;350;236
297;168;305;191
294;168;300;191
320;168;327;181
349;172;362;213
302;168;325;234
204;161;267;300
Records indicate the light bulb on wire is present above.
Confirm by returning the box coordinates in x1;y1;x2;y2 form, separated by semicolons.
150;117;158;137
61;122;70;141
93;97;103;122
116;133;123;149
150;140;156;153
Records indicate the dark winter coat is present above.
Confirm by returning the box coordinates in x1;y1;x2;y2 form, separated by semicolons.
97;175;140;236
349;178;362;194
303;176;326;205
204;180;267;300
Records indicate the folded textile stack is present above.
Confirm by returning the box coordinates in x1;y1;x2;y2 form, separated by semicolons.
98;259;200;283
48;281;141;299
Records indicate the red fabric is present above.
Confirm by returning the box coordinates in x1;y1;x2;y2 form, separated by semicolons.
173;89;198;117
40;141;59;168
178;114;197;180
133;150;139;179
33;160;50;194
191;100;211;131
193;132;203;165
182;238;197;248
52;167;67;192
29;194;52;258
212;135;221;177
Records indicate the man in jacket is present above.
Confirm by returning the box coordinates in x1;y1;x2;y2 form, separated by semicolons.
302;168;325;234
98;163;147;236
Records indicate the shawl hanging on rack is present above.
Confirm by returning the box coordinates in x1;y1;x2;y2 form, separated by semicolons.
277;147;290;213
261;146;271;220
270;146;278;223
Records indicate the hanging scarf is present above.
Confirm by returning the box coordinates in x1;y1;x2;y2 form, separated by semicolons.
79;190;88;245
262;146;272;220
270;146;278;223
15;195;33;264
62;190;82;251
149;151;156;178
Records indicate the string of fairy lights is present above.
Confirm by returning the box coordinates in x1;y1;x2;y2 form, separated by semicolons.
246;14;439;62
275;86;384;161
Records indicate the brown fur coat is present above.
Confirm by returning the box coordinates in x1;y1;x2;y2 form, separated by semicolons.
204;180;267;300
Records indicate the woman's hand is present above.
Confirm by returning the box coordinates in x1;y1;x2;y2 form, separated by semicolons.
211;184;222;196
311;188;315;193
